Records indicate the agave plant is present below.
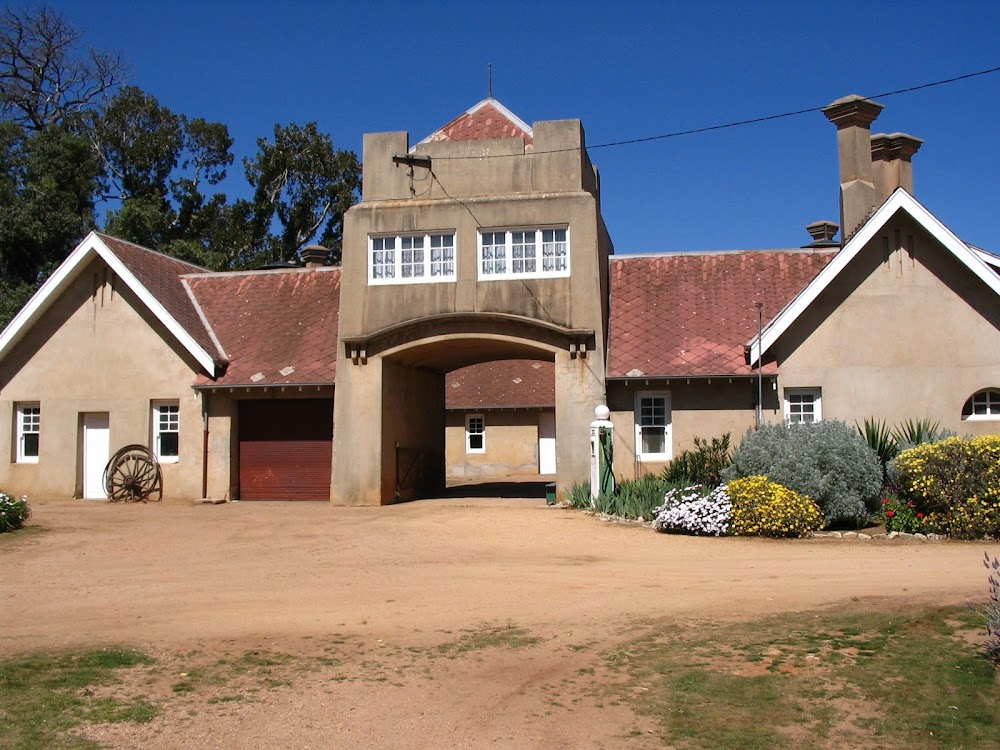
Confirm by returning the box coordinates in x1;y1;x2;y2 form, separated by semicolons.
857;417;898;489
893;417;944;447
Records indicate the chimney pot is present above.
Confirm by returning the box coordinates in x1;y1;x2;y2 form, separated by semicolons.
804;220;840;247
300;244;329;268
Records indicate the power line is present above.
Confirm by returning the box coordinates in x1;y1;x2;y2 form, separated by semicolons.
429;65;1000;160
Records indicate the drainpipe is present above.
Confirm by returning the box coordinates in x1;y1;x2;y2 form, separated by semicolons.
201;392;209;499
755;302;764;429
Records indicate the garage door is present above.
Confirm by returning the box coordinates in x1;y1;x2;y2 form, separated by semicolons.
238;399;333;500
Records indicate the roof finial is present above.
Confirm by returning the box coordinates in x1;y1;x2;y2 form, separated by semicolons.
488;63;493;99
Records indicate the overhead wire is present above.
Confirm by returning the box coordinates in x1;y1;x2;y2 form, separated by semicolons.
427;64;1000;160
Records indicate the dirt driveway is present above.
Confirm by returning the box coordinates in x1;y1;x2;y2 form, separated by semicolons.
2;495;998;749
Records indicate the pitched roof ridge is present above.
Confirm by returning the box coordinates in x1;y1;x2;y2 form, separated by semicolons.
613;248;836;260
181;278;229;363
93;231;210;273
183;266;343;280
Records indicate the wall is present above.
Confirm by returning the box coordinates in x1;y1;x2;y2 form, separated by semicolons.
772;214;1000;437
445;410;542;478
0;259;205;499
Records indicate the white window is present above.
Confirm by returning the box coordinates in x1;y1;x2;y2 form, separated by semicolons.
466;414;485;454
368;233;456;284
962;389;1000;420
152;401;180;462
15;403;40;463
635;392;671;461
784;388;822;423
478;228;569;280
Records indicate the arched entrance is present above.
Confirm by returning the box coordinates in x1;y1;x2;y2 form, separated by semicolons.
333;314;603;505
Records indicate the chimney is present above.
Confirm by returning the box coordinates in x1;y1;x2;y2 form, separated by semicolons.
300;244;329;268
821;94;884;243
803;220;840;248
870;132;923;204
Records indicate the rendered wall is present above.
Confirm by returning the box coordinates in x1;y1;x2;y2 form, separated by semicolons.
445;410;542;478
772;214;1000;437
0;259;205;500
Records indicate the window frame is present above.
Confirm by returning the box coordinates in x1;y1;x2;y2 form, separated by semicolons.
783;388;822;424
152;400;180;463
465;413;486;454
15;402;40;463
368;232;456;285
634;391;671;462
477;227;570;280
962;389;1000;421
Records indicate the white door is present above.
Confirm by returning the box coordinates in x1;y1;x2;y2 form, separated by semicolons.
82;413;110;499
538;411;556;474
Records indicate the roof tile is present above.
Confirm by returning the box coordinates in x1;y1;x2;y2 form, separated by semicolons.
445;359;553;409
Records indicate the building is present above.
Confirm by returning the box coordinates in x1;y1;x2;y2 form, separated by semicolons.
1;95;998;501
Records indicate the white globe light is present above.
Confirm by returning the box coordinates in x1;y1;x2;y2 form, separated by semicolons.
595;405;610;420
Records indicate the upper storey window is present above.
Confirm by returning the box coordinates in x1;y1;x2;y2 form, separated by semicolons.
369;233;456;284
478;228;570;280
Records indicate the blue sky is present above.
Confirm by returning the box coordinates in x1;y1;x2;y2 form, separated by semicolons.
50;0;1000;254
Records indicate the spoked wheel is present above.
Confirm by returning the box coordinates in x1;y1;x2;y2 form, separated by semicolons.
103;444;163;503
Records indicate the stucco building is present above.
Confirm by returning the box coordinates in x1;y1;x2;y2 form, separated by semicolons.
1;95;998;501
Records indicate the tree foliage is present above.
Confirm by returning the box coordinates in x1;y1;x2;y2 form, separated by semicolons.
0;5;128;130
243;122;361;266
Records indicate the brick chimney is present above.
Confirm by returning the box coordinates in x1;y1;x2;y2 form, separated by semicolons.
300;244;329;268
821;94;884;243
870;132;923;204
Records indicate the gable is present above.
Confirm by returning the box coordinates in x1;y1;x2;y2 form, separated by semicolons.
0;232;223;376
750;190;1000;366
415;98;534;148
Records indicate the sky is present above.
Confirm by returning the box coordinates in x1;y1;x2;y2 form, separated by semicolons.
47;0;1000;254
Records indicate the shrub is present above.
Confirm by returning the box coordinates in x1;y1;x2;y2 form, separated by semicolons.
858;418;898;489
564;481;592;509
923;501;1000;541
0;491;30;532
880;497;925;534
613;474;673;520
723;421;882;528
893;417;953;449
653;484;731;536
984;552;1000;663
661;434;732;487
727;476;823;538
893;436;1000;516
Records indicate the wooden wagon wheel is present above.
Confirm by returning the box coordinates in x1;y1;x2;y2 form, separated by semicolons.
103;444;163;503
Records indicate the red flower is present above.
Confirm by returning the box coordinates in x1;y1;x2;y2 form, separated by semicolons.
882;498;891;505
917;512;924;519
885;510;896;517
907;502;914;508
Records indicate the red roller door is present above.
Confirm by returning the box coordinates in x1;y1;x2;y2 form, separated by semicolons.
238;399;333;500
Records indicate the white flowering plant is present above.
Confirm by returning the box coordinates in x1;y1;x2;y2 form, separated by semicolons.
653;484;731;536
0;491;30;532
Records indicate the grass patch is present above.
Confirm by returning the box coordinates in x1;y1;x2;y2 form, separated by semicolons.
436;623;542;657
603;605;1000;749
0;647;156;749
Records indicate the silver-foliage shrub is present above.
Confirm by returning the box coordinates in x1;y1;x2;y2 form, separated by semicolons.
722;421;882;528
0;491;30;532
653;484;731;536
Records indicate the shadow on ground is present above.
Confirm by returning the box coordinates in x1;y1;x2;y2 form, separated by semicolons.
439;480;550;499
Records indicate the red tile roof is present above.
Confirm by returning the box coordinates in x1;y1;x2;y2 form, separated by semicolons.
97;233;222;362
607;251;837;378
420;98;534;147
446;359;554;409
187;268;341;387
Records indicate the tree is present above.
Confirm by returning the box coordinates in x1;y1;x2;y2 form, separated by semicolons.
0;5;128;130
0;120;100;328
87;86;234;266
243;122;361;266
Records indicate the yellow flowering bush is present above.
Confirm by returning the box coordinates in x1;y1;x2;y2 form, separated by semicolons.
727;476;823;538
893;436;1000;538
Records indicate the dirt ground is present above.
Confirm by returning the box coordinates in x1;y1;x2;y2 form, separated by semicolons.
2;492;998;749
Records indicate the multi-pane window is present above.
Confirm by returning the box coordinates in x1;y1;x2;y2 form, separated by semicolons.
784;388;822;423
466;414;485;454
635;392;670;460
15;403;40;463
153;401;179;462
369;233;456;284
478;228;570;279
962;389;1000;420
